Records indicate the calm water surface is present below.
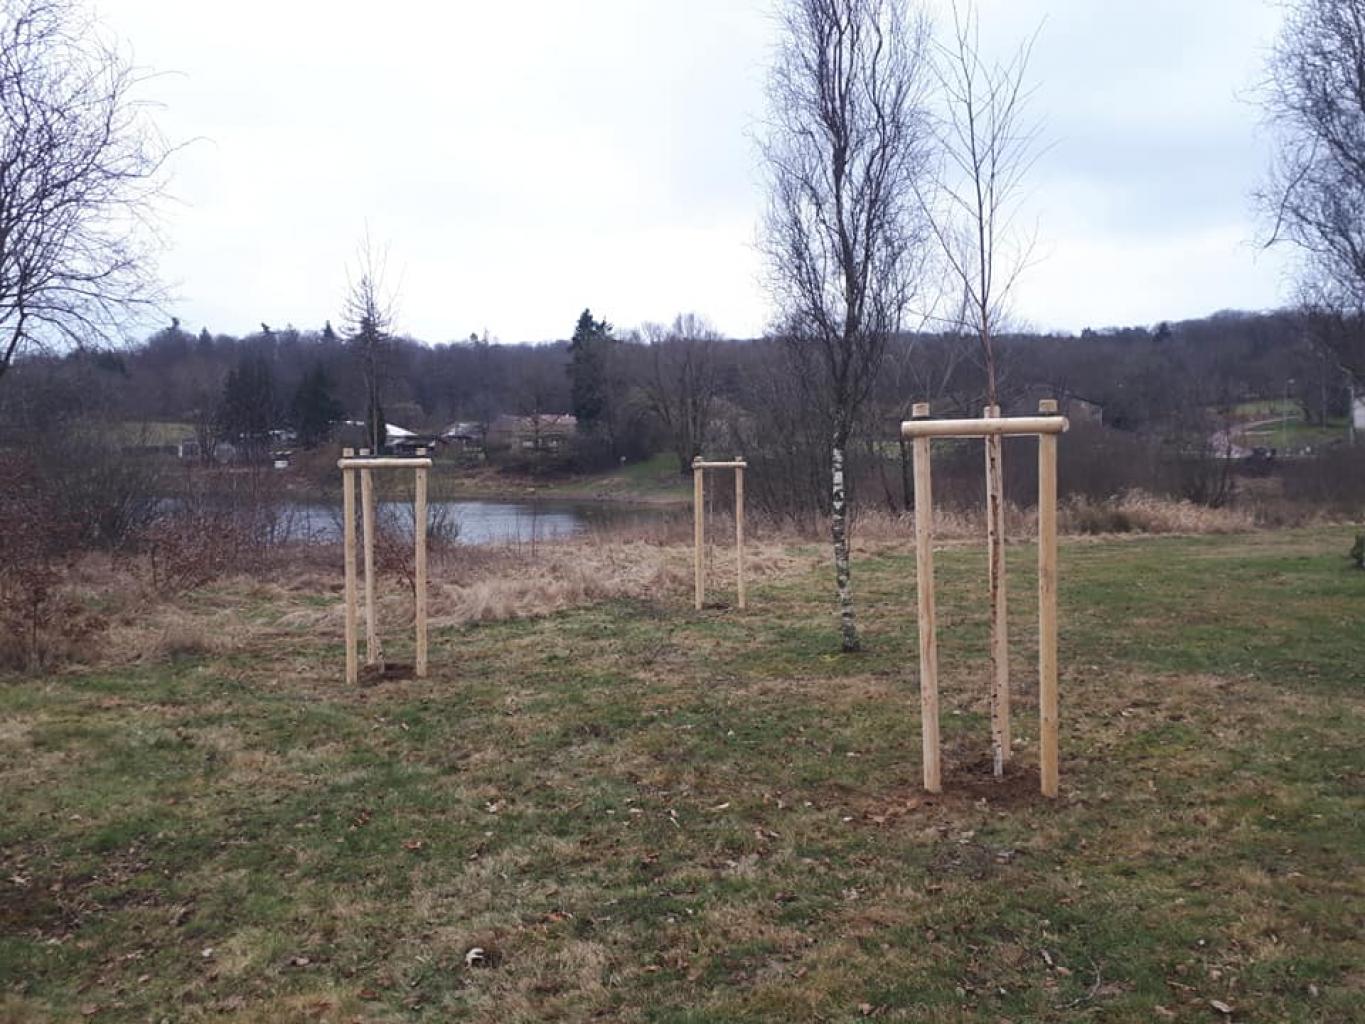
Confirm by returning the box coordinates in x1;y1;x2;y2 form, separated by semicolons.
282;499;668;545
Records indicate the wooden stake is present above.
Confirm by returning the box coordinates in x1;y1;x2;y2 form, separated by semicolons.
360;453;380;668
901;415;1068;438
693;457;704;610
984;405;1010;776
1038;399;1060;798
911;403;941;793
735;458;746;610
414;448;428;678
342;451;358;686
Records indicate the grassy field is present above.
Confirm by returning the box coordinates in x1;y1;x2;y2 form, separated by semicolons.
1238;417;1350;450
1224;400;1351;451
425;453;692;505
2;527;1363;1022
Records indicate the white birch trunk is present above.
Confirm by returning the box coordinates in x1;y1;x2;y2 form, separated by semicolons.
831;442;859;652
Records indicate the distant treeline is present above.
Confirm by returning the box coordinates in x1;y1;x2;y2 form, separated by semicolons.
2;308;1346;430
0;307;1353;517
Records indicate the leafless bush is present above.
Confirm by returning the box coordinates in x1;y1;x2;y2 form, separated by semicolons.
144;469;290;592
1276;445;1365;518
0;452;95;670
31;422;162;550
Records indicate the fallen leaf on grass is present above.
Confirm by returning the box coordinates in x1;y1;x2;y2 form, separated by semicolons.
1210;1000;1234;1015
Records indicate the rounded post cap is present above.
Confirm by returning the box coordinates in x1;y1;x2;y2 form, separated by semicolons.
911;402;931;419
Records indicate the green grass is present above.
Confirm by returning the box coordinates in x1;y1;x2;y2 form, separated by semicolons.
1240;417;1349;448
109;420;193;446
1230;398;1298;419
2;528;1363;1022
423;451;691;505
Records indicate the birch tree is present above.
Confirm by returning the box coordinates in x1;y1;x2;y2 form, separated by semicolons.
761;0;934;653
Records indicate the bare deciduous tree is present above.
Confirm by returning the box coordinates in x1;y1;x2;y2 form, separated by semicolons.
924;0;1041;776
762;0;935;653
342;235;396;454
640;313;723;474
927;1;1041;405
0;0;172;382
1259;0;1365;391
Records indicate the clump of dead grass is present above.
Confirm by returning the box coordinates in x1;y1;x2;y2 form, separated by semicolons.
1061;491;1256;535
848;490;1262;545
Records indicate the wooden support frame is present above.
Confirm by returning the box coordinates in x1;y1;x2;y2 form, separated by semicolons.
691;457;748;611
339;447;432;685
901;401;1067;797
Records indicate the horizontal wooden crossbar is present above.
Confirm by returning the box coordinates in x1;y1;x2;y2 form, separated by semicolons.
337;458;433;469
900;416;1069;439
692;460;748;469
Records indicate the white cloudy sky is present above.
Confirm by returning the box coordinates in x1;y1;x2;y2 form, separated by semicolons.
105;0;1293;342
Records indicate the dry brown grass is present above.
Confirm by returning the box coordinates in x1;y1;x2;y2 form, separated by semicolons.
843;491;1263;551
22;487;1341;677
1060;491;1258;534
70;534;816;674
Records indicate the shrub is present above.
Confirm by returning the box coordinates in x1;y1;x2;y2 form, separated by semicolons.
0;453;94;670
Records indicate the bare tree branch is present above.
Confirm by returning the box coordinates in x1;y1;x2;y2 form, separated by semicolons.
0;0;173;382
1257;0;1365;388
922;0;1044;406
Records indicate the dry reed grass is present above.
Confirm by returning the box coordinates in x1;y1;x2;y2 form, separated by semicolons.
846;490;1263;543
10;489;1295;676
1060;490;1257;534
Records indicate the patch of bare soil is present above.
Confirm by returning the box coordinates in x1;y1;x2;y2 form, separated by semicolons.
358;661;417;686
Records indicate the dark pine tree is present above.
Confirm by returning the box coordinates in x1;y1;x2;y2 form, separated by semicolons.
219;353;277;459
291;362;344;448
568;308;612;431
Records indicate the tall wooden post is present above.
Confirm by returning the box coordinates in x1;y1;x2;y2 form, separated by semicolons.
984;404;1010;776
693;457;705;610
735;458;746;610
414;448;429;678
1038;399;1060;798
342;450;358;686
911;403;941;793
359;450;381;668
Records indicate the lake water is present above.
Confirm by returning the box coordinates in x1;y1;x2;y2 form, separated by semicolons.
279;499;669;546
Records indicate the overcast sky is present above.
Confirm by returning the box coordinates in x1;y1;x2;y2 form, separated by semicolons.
105;0;1293;343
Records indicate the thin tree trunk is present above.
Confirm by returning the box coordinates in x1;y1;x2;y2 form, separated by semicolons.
831;441;859;652
899;435;914;511
984;410;1009;776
